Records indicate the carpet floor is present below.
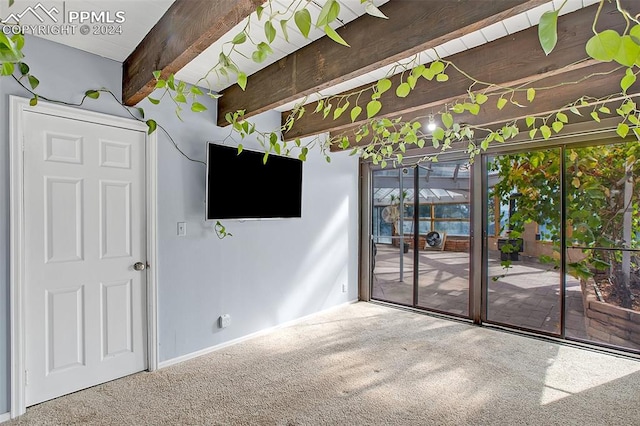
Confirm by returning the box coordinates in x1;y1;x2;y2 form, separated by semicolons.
8;302;640;425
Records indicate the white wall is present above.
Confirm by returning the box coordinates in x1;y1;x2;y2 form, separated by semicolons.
0;35;359;414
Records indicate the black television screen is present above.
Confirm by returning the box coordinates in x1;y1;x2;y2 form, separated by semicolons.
206;143;303;219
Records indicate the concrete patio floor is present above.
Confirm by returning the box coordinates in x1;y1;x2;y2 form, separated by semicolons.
372;244;588;338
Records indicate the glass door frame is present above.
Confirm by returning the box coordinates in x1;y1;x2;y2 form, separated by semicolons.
368;158;476;320
480;148;567;338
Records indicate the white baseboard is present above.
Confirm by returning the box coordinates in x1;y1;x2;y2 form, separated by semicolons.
158;299;359;369
0;412;10;423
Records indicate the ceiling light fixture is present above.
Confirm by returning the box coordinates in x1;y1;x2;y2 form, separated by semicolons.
427;114;437;132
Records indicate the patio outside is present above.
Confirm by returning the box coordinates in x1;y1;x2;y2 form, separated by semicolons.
372;244;588;338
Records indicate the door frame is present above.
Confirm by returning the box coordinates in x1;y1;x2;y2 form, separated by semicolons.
9;96;159;418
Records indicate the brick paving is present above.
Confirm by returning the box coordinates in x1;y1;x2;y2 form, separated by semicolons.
372;244;588;338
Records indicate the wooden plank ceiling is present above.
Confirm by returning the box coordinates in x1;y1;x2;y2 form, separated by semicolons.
122;0;640;152
123;0;264;106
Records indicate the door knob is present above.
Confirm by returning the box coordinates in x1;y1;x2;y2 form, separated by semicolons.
133;262;146;271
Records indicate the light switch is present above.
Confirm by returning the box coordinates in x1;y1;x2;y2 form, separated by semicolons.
177;222;187;236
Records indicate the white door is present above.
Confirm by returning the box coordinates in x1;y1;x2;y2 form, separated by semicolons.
22;110;148;406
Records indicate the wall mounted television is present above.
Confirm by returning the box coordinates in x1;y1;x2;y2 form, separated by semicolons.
206;143;303;220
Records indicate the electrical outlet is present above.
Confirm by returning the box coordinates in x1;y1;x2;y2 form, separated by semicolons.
219;314;231;328
177;222;187;236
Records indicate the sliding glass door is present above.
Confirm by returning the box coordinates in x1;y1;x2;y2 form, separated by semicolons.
368;138;639;354
416;162;470;316
371;168;415;306
483;140;639;351
564;142;640;350
371;161;471;318
485;149;562;334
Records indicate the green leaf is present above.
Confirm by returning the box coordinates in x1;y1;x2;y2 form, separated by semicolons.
552;121;563;133
29;95;37;107
598;106;610;114
256;5;264;20
294;9;312;38
324;24;349;47
0;62;14;76
152;70;161;79
475;93;488;105
538;10;559;55
497;97;507;110
237;144;244;155
480;137;490;150
11;33;23;50
317;0;338;27
85;90;100;99
18;62;28;75
28;74;39;89
529;128;537;139
252;49;267;63
614;35;640;67
620;67;636;94
191;102;207;112
422;68;435;81
525;116;535;128
9;0;15;6
407;75;417;89
442;112;453;129
569;106;581;116
617;122;630;138
396;82;411;98
432;127;445;141
350;105;362;122
430;61;445;74
155;79;166;89
468;103;480;115
527;87;536;102
175;93;187;103
586;30;622;62
257;42;273;54
148;97;160;105
264;20;276;44
377;78;392;94
540;125;551;139
436;73;449;82
0;32;23;62
365;2;388;19
556;112;568;123
590;111;601;122
280;20;289;42
631;24;640;44
366;100;382;118
232;32;247;44
237;72;247;91
572;177;581;188
146;119;157;135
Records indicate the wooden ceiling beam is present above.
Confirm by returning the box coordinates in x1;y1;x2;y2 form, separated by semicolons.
329;63;638;151
217;0;548;126
284;2;626;141
122;0;263;106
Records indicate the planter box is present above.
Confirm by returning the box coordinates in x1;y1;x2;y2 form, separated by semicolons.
497;238;523;261
580;277;640;350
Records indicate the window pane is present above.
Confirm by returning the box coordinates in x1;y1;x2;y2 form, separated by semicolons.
434;204;470;219
434;221;469;236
